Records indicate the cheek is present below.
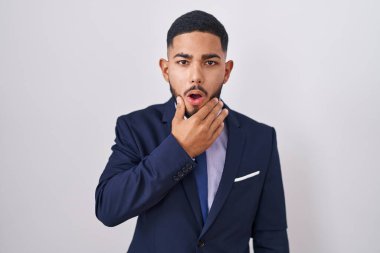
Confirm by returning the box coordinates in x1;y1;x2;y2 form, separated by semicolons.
217;67;226;82
169;65;187;81
206;68;225;86
206;64;225;77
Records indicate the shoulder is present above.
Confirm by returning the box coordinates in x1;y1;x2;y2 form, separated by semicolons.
232;109;274;131
230;109;276;142
116;100;167;124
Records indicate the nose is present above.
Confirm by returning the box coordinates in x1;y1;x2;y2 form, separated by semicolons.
190;64;204;85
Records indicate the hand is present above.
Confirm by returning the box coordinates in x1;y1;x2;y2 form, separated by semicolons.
171;96;229;158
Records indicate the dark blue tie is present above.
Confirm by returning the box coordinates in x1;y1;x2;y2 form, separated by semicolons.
194;151;208;224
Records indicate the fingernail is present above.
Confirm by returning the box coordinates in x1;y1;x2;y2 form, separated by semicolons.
176;96;181;104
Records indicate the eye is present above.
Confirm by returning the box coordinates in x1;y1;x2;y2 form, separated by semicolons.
176;60;189;65
205;60;217;66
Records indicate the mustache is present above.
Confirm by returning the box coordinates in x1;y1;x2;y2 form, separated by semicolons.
185;85;208;96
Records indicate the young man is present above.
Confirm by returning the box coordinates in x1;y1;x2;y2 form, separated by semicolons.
95;10;289;253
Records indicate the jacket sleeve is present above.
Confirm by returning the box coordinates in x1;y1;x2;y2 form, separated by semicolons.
95;116;197;227
251;127;290;252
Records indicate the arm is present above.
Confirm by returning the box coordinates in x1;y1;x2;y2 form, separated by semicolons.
251;128;289;252
95;116;196;227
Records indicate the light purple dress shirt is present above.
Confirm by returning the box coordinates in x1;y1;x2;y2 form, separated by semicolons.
205;123;228;211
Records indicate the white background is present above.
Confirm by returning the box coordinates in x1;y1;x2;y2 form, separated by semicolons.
1;0;379;252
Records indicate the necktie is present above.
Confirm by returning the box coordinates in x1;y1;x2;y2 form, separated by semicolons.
194;151;208;224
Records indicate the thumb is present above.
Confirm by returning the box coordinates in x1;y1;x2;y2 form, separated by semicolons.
174;96;185;121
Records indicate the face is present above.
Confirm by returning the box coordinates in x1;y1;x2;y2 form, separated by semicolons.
159;31;233;117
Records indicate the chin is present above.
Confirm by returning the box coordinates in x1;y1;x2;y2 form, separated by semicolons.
184;106;198;118
183;97;209;117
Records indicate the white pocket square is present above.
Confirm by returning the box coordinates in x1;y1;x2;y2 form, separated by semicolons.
234;170;260;182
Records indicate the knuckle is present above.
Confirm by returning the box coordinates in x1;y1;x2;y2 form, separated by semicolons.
192;116;200;124
200;124;207;132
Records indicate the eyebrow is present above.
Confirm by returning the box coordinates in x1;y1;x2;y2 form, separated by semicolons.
173;53;221;60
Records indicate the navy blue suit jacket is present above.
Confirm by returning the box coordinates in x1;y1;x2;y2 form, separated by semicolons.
95;97;289;252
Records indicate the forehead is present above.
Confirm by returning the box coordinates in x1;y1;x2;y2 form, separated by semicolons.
168;31;225;58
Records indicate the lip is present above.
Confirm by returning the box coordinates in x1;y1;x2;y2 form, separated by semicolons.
186;91;205;106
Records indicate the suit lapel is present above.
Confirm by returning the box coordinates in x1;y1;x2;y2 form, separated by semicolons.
181;169;204;228
161;97;204;228
200;104;246;237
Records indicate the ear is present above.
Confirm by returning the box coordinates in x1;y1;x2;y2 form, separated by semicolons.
159;58;170;83
222;60;234;84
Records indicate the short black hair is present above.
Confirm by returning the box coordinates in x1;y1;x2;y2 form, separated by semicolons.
167;10;229;52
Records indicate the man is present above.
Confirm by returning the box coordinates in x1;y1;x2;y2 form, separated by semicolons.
95;10;289;253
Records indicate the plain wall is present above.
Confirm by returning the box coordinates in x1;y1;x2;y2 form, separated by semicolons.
1;0;379;252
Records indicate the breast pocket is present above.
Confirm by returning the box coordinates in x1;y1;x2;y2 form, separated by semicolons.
228;169;263;213
234;170;260;183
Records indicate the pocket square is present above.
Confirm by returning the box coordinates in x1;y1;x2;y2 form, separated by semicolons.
234;170;260;182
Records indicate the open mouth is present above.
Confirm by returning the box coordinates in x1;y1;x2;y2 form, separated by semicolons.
186;92;205;106
189;94;202;99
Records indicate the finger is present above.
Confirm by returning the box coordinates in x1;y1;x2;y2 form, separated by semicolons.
193;97;219;121
210;121;225;142
210;108;229;133
173;96;185;122
204;100;224;126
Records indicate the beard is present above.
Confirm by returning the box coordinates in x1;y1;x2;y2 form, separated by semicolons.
169;80;223;118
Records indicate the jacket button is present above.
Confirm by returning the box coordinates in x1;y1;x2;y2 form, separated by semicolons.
197;240;205;248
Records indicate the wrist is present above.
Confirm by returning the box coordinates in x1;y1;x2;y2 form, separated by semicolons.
170;133;195;159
